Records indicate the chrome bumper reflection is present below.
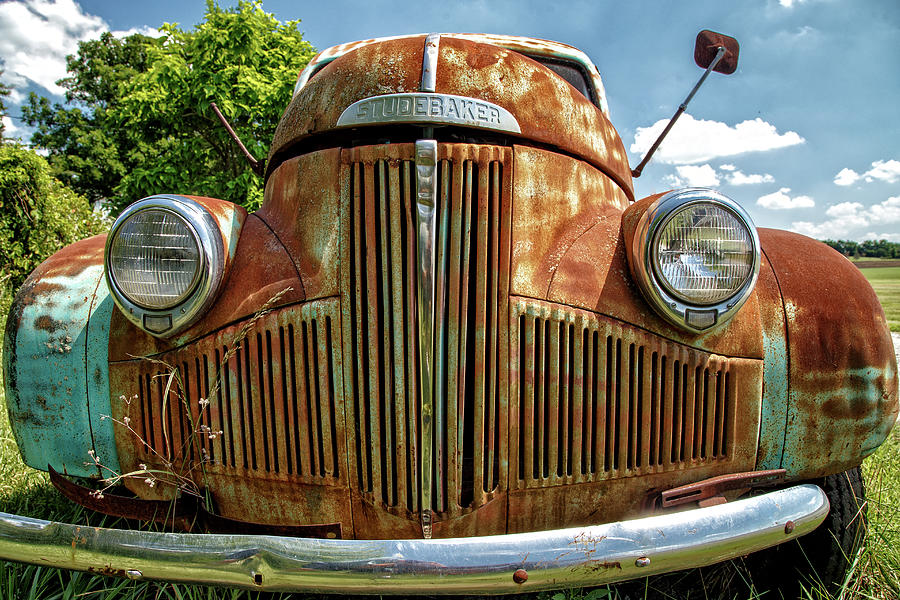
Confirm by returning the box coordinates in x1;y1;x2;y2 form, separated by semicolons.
0;485;828;594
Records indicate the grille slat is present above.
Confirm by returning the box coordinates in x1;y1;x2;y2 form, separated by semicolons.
343;144;510;517
131;302;344;486
512;300;738;488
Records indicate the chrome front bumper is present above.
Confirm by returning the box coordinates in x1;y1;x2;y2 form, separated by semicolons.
0;484;828;594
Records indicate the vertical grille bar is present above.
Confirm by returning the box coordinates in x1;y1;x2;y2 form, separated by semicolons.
130;302;344;486
512;300;741;488
342;143;510;517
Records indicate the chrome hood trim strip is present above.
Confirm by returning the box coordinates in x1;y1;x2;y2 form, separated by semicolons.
336;93;522;134
0;485;828;594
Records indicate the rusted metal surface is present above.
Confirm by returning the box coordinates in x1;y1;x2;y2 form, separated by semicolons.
507;296;762;532
760;229;900;478
110;298;350;527
271;36;634;200
657;469;786;509
339;142;511;538
49;465;196;529
435;37;632;197
509;145;629;300
2;235;119;477
754;250;791;470
296;33;612;117
271;35;425;163
108;215;305;360
50;466;342;538
257;149;343;301
552;193;765;359
183;195;247;274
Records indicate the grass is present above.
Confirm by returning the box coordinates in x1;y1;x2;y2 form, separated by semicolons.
859;266;900;333
1;273;899;599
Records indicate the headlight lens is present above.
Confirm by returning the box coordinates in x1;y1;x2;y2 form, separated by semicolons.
653;203;755;305
625;188;761;332
108;208;203;310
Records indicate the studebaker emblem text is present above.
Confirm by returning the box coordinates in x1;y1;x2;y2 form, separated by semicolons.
337;93;522;133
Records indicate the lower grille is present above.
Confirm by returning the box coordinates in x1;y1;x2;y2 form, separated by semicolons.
126;300;344;486
511;299;737;489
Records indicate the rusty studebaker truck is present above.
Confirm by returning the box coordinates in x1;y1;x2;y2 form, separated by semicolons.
1;31;897;595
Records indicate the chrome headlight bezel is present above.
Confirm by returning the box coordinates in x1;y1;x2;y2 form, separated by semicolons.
104;195;226;337
630;188;761;332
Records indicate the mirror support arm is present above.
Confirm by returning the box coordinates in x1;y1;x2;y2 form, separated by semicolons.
631;46;726;179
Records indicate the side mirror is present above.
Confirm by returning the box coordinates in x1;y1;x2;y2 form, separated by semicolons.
694;30;740;74
631;30;740;178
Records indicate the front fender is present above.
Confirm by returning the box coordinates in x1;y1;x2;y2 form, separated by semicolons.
760;229;899;478
2;235;119;477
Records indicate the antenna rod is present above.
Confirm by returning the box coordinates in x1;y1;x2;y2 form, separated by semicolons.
210;102;265;177
631;46;726;179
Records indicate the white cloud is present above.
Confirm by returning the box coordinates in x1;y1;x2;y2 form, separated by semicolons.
861;232;900;243
834;168;860;186
757;187;814;210
833;160;900;186
0;1;158;99
727;170;775;185
719;164;737;172
631;114;805;165
869;196;900;223
664;164;720;188
1;115;21;137
864;159;900;184
789;198;900;239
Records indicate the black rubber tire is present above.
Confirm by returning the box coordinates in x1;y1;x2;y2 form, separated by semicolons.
743;466;867;597
616;468;867;599
794;466;867;590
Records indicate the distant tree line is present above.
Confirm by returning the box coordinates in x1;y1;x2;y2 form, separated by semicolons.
823;239;900;259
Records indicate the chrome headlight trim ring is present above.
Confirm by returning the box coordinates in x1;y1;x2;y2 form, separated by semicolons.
632;188;761;332
104;195;226;337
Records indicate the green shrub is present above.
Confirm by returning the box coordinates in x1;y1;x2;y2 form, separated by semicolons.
0;144;106;326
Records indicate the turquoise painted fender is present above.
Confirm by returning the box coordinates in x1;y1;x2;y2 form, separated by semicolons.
2;235;119;478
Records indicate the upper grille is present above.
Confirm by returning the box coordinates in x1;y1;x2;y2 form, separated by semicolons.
510;299;737;489
341;143;512;517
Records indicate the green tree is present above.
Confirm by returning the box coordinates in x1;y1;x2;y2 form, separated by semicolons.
24;1;316;212
0;145;105;318
22;32;160;204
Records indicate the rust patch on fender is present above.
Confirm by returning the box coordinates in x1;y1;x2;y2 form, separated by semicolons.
761;229;899;478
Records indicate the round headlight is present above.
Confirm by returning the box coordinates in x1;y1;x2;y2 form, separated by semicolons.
627;188;761;332
653;203;755;305
108;209;203;309
105;195;227;337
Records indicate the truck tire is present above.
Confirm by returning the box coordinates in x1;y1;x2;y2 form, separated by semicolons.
794;466;867;589
742;466;867;595
618;468;867;598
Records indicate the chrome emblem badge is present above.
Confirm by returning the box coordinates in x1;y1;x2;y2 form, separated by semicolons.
337;93;521;134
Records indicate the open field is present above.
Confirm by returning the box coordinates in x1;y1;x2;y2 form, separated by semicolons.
860;266;900;333
850;258;900;269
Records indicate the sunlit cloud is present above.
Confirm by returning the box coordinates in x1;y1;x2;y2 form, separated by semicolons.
664;164;720;187
790;197;900;239
757;187;814;210
833;159;900;186
726;170;775;185
0;0;158;98
631;114;805;165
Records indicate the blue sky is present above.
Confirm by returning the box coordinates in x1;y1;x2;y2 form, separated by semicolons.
1;0;898;241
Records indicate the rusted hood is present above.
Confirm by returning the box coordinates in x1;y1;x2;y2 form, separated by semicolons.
269;35;634;199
